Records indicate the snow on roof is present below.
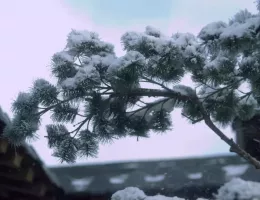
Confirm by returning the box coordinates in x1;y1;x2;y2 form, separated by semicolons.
71;177;94;192
110;174;129;184
144;174;165;183
187;172;203;180
222;164;249;177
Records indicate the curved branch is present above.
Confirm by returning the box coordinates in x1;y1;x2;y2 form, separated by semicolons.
196;98;260;169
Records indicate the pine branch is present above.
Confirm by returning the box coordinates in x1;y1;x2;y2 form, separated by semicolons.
36;96;77;116
181;113;204;124
107;88;194;101
141;76;173;92
127;98;170;118
195;99;260;169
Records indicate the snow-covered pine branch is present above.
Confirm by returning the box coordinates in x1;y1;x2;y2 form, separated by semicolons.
4;3;260;165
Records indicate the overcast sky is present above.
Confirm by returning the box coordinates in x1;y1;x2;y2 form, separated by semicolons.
0;0;258;166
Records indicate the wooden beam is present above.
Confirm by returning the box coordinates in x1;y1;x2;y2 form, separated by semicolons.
0;152;24;168
0;167;34;182
0;182;47;197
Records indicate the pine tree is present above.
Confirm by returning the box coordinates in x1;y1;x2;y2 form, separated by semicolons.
3;5;260;167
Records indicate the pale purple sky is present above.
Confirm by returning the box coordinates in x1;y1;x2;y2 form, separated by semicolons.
0;0;257;166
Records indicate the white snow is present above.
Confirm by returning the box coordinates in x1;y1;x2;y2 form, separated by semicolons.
107;51;146;74
145;26;162;37
144;174;165;183
198;21;227;39
110;174;129;184
121;30;199;59
204;53;229;69
111;187;185;200
190;58;197;64
71;177;94;192
187;172;202;180
220;17;259;39
52;51;74;66
67;29;99;48
90;54;116;67
222;164;249;177
199;16;259;41
112;179;260;200
215;178;260;200
172;33;197;48
111;187;146;200
61;65;101;89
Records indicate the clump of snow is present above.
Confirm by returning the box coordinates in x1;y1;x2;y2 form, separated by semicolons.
145;26;162;37
220;17;259;39
111;187;185;200
190;58;197;64
172;33;196;48
90;54;116;67
204;53;229;69
110;174;129;184
199;16;259;41
144;174;165;183
215;178;260;200
61;65;101;89
52;51;74;66
198;21;227;40
67;30;99;48
108;51;146;74
66;29;114;54
222;164;249;177
229;9;254;25
187;172;202;180
71;177;94;192
111;187;146;200
121;29;199;60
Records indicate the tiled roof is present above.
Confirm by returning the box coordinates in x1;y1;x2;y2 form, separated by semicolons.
49;154;260;197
